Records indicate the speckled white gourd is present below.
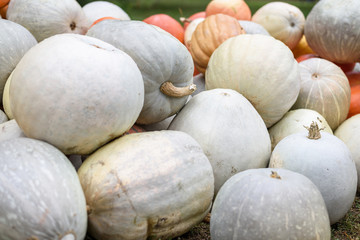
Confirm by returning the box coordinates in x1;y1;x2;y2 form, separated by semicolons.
7;0;89;42
211;168;331;240
0;137;87;239
168;89;271;194
86;20;194;125
78;130;214;240
10;33;144;155
0;19;37;103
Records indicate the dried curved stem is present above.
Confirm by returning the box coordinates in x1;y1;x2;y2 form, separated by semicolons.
160;81;196;98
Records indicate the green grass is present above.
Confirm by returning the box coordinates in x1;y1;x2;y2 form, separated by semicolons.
77;0;319;21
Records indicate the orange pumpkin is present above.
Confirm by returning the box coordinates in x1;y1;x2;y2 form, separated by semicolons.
0;0;9;18
190;13;245;73
181;11;206;30
206;0;251;20
346;72;360;118
292;35;314;59
143;13;184;43
89;16;119;28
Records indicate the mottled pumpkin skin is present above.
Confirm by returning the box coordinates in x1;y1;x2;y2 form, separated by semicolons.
190;13;245;74
205;34;301;128
0;137;88;239
7;0;89;42
87;20;194;125
292;58;351;131
0;19;37;103
168;89;271;195
10;34;144;155
305;0;360;64
211;168;331;240
335;114;360;193
78;130;214;240
270;131;357;224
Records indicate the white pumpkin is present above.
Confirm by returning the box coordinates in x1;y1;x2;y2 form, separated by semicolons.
191;73;205;97
334;114;360;192
10;34;144;155
291;58;351;130
269;122;358;224
83;0;130;27
78;130;214;240
0;19;37;103
205;34;301;127
0;119;25;142
268;109;332;150
304;0;360;64
211;168;331;239
238;20;270;35
0;137;88;239
0;109;7;124
7;0;89;42
87;20;195;125
252;2;305;50
168;89;271;194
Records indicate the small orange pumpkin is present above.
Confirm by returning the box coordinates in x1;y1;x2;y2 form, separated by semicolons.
144;13;184;43
346;72;360;118
0;0;9;18
181;11;206;30
206;0;251;20
190;13;245;73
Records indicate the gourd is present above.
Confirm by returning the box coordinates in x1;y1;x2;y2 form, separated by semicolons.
0;137;88;239
0;19;37;103
268;109;332;150
269;122;358;224
0;0;9;18
190;13;245;74
168;89;271;194
304;0;360;64
83;0;130;27
252;1;305;50
87;20;195;125
211;168;331;240
7;0;89;42
78;130;214;240
238;20;270;35
292;35;314;59
0;109;7;124
10;33;144;155
2;70;13;119
205;0;251;21
0;119;25;143
206;34;301;128
334;114;360;192
181;11;206;30
346;72;360;118
291;58;351;130
144;14;185;43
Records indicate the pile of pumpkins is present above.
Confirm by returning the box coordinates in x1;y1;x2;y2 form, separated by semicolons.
0;0;359;239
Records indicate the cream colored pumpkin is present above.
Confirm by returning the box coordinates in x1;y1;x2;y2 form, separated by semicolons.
269;109;332;150
168;89;271;194
291;58;351;130
205;34;301;127
252;2;305;50
0;119;25;142
334;114;360;192
2;70;13;119
10;34;144;155
87;20;195;125
78;130;214;240
7;0;88;42
0;19;37;103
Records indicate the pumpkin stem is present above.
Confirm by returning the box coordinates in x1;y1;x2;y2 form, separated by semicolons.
304;121;324;140
180;17;192;24
160;81;196;98
270;171;281;179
